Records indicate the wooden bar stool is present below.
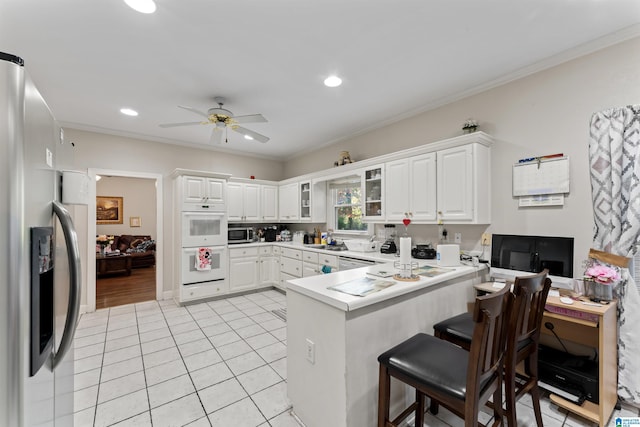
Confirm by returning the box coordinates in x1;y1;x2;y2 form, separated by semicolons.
432;269;552;427
377;284;512;427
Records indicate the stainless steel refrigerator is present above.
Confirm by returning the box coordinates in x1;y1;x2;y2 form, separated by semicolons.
1;52;84;426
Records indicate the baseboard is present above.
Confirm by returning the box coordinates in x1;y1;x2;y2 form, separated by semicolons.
162;290;174;300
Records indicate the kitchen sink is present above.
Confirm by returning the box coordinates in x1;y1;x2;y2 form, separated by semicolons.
325;245;348;251
304;244;326;249
303;243;349;251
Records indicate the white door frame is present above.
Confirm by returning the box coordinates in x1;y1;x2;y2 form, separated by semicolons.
86;168;163;312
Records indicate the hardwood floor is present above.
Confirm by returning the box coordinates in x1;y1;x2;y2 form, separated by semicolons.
96;266;156;309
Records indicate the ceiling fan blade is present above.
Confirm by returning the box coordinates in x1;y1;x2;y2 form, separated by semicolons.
159;121;204;128
209;128;223;145
233;126;270;143
178;105;209;118
233;114;267;124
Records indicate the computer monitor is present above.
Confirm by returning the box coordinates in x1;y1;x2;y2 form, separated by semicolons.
490;234;574;280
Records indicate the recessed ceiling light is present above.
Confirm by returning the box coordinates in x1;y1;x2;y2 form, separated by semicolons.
324;75;342;88
120;108;138;116
124;0;156;14
244;135;254;140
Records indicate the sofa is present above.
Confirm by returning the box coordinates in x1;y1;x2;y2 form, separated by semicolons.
110;235;156;268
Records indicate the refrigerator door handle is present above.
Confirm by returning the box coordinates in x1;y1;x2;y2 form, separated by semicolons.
52;201;82;369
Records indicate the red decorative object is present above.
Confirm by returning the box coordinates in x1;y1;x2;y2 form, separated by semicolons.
403;218;411;227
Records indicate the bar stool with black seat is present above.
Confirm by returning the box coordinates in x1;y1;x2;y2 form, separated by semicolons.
432;269;552;427
377;284;512;427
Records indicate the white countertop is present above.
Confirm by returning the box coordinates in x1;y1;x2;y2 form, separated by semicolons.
286;261;487;312
228;241;400;263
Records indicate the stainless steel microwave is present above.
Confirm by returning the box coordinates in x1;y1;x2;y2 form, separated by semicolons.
228;227;254;244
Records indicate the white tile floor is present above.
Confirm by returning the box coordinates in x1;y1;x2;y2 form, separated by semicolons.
73;289;640;427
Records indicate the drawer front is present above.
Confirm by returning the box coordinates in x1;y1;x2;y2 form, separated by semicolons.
229;246;259;258
273;246;281;255
180;280;228;301
281;247;302;260
258;246;273;256
302;251;319;263
279;272;297;290
281;256;302;277
302;261;321;277
318;254;339;268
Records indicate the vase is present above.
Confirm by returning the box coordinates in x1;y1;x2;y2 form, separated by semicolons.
585;279;614;302
99;245;106;256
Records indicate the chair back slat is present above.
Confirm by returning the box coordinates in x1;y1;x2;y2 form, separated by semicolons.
508;270;552;354
467;284;513;397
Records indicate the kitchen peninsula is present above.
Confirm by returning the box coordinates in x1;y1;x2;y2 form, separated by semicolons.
286;262;488;427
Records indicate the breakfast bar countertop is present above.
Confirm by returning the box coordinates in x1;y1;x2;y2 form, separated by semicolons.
286;261;487;312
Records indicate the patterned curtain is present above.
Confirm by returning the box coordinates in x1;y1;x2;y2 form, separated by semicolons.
589;104;640;406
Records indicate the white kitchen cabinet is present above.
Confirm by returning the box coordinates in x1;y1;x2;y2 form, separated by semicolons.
301;250;338;277
300;181;312;220
279;182;299;221
385;153;437;222
309;180;327;223
279;247;302;290
258;246;278;285
385;159;410;220
182;175;226;210
362;165;384;220
229;247;259;292
228;181;260;222
260;256;279;285
261;184;278;221
436;143;490;223
278;180;326;223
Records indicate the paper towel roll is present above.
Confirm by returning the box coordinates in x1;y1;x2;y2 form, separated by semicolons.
400;237;411;266
437;244;460;267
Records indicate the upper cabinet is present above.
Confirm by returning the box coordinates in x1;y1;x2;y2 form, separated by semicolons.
228;179;280;223
385;153;437;222
437;143;490;223
279;180;326;222
279;182;299;221
300;181;312;220
227;181;260;222
261;184;279;222
362;165;384;221
177;173;228;211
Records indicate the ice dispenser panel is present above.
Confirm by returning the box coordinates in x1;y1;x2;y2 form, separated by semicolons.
30;226;54;376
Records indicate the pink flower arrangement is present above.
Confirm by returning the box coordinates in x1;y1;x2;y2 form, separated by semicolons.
584;264;620;285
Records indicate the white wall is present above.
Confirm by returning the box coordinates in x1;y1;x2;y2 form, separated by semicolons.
96;176;157;237
66;37;639;301
283;37;640;276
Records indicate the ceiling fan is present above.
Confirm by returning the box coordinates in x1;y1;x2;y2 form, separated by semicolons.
159;97;269;144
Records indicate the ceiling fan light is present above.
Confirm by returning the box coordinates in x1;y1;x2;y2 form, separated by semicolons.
120;107;138;116
124;0;156;14
244;135;254;140
324;75;342;88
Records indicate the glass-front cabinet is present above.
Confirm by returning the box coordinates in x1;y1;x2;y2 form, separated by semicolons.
300;181;311;220
362;164;384;220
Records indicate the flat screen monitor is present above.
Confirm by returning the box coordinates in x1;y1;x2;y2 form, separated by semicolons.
491;234;574;278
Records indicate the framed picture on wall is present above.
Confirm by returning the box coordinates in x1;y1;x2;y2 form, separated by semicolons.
130;216;141;227
96;196;123;224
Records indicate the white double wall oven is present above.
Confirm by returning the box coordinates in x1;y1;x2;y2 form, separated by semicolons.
181;210;228;285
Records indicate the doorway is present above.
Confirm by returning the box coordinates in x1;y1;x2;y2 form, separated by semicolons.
86;169;163;312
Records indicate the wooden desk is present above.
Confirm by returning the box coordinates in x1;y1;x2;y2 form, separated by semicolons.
96;254;132;277
474;282;617;427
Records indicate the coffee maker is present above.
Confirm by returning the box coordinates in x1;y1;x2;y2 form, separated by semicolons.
380;224;397;254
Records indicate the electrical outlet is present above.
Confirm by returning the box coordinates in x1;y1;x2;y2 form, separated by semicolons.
481;233;491;246
454;233;462;243
305;339;315;364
